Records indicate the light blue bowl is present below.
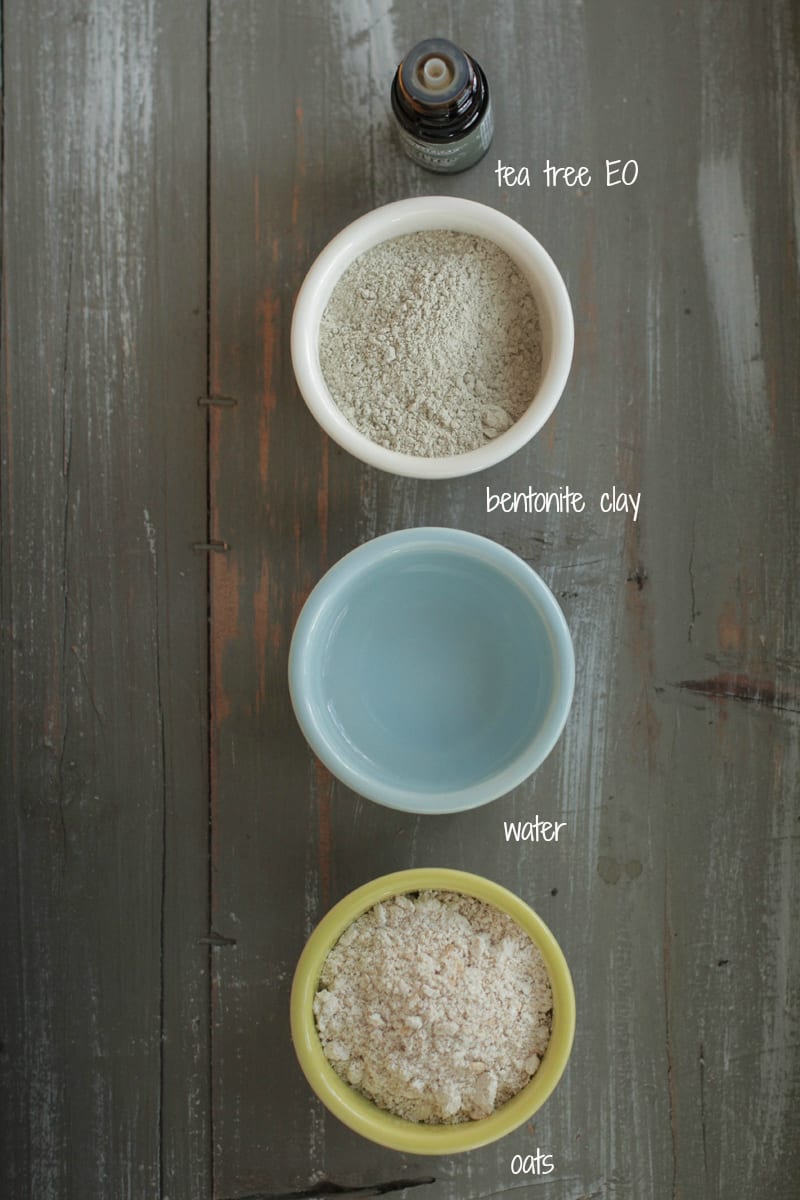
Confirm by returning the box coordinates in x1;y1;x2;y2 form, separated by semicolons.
288;529;575;814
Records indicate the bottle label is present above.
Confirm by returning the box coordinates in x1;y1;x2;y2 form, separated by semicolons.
397;97;494;173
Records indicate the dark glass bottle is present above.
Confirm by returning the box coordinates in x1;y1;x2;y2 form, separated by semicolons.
390;37;494;174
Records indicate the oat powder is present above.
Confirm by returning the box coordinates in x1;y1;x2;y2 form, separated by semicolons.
313;890;552;1124
318;231;543;457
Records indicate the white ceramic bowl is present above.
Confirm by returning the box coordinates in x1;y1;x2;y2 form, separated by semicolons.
291;197;574;479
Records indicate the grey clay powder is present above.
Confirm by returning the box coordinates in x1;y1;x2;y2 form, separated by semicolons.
318;231;543;457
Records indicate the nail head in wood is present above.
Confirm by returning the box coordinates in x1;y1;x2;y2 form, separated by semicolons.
197;393;238;407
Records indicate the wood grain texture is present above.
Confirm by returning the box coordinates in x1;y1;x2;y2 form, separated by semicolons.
0;2;211;1197
209;2;799;1198
2;0;798;1197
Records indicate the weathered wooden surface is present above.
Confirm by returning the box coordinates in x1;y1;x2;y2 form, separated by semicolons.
0;2;211;1197
209;1;799;1198
2;0;799;1197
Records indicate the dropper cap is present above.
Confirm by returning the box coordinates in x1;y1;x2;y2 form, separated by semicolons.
420;56;453;91
398;38;472;114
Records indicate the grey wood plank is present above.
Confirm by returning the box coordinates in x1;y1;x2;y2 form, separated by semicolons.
0;2;211;1196
209;1;799;1197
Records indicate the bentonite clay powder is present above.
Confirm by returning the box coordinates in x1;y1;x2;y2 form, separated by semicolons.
313;890;552;1124
318;231;543;457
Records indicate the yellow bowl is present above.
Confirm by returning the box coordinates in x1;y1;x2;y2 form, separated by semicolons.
290;868;575;1154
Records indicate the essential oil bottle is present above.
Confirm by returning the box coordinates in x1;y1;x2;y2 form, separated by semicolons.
390;37;494;174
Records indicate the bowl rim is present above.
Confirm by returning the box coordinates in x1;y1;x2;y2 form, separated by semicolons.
290;867;576;1155
288;527;575;814
290;196;574;479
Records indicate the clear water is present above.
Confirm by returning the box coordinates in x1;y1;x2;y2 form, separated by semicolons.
315;550;556;792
